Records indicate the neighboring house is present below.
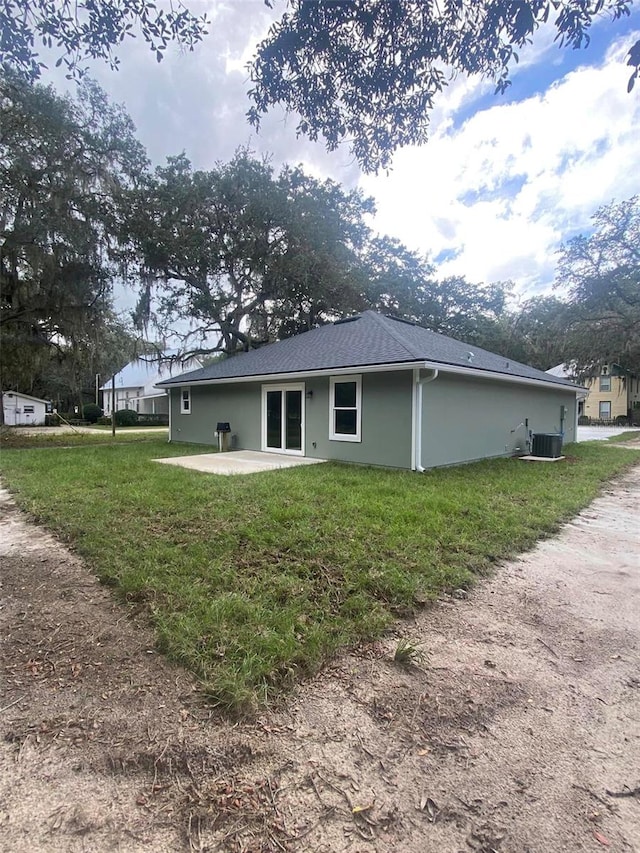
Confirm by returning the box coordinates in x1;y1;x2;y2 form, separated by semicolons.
101;352;203;416
547;362;640;422
157;311;583;471
2;391;50;426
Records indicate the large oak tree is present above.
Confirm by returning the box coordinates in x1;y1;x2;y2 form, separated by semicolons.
0;71;147;418
249;0;639;171
558;195;640;375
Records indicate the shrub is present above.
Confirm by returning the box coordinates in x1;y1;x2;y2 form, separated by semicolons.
97;416;112;426
44;414;59;427
83;403;102;423
578;415;590;426
114;409;138;427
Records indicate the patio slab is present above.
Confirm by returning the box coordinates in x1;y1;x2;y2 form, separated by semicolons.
152;450;327;476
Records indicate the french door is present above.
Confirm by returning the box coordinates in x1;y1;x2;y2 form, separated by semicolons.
262;384;305;455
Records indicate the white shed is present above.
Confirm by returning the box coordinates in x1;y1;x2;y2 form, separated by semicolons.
2;392;50;426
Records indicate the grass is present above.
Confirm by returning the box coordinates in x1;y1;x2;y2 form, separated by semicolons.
604;430;640;443
86;424;169;431
0;439;637;712
0;428;168;449
393;639;425;667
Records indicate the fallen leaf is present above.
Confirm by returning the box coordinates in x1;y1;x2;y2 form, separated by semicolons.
352;802;374;814
593;830;610;846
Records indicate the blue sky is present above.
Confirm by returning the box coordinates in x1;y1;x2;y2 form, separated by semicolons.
45;1;640;307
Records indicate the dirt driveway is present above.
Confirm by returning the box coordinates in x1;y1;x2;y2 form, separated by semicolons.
1;463;639;852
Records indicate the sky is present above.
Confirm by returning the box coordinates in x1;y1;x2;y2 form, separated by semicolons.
44;1;640;307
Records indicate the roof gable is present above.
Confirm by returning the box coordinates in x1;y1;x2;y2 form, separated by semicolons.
158;311;578;390
101;353;203;390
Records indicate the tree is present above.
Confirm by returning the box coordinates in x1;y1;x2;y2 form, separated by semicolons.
488;295;572;370
0;0;208;82
123;149;373;355
364;236;508;345
0;71;147;421
249;0;639;171
557;196;640;375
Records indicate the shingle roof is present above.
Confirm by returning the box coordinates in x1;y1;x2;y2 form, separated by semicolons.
157;311;579;390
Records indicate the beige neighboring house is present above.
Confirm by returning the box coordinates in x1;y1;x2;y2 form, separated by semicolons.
547;362;640;422
2;391;50;426
101;353;203;417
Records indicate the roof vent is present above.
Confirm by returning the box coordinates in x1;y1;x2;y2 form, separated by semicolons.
467;351;475;362
334;315;361;326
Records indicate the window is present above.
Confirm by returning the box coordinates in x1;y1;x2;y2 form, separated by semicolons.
599;401;611;420
599;374;611;392
329;375;361;442
23;405;35;413
181;387;191;414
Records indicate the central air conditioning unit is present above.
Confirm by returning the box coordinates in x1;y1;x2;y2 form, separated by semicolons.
532;433;563;458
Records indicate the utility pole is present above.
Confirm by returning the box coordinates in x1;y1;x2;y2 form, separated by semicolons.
111;373;116;438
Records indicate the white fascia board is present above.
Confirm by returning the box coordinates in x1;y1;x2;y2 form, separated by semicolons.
420;361;587;394
158;359;584;394
157;361;421;388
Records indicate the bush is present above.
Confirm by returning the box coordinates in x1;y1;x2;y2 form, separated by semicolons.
578;415;590;425
97;416;112;426
44;414;59;427
114;409;138;427
83;403;102;423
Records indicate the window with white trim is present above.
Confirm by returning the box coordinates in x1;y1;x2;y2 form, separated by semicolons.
599;374;611;392
599;401;611;419
23;405;35;413
181;387;191;414
329;375;361;442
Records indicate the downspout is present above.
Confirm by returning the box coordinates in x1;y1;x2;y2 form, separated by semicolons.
168;388;172;442
414;368;439;473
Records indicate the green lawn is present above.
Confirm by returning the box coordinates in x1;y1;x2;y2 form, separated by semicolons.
0;440;636;712
0;429;168;449
605;430;640;442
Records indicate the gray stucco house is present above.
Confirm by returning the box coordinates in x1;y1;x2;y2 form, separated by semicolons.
157;311;582;470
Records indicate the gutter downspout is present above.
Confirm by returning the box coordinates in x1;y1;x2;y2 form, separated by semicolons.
414;368;439;472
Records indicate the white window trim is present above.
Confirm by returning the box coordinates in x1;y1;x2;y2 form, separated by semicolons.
261;383;305;455
181;386;191;415
329;374;362;443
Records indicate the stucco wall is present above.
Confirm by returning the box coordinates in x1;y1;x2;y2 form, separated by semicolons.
304;370;413;469
170;370;578;470
420;373;578;469
170;382;262;448
170;370;414;468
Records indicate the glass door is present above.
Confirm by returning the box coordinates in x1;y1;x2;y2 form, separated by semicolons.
262;384;305;454
266;390;282;449
285;389;302;451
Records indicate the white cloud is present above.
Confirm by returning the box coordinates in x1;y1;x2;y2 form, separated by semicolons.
361;33;640;295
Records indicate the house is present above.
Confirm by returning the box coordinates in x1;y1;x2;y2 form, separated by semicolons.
100;352;203;417
2;391;50;426
156;311;583;471
547;362;640;423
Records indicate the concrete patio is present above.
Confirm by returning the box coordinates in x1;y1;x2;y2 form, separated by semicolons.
153;450;327;476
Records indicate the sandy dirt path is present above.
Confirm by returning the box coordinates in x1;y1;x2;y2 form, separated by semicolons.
1;463;639;852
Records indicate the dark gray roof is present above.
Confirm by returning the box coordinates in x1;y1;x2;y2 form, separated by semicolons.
157;311;579;390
